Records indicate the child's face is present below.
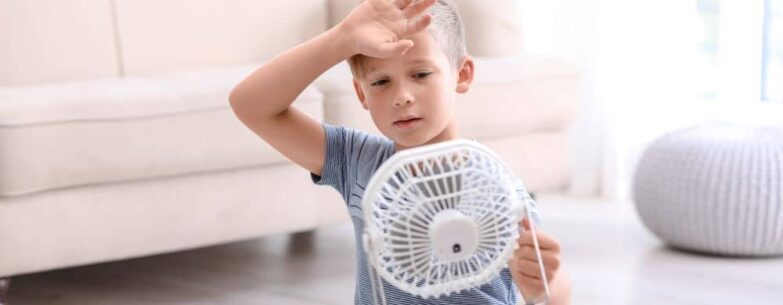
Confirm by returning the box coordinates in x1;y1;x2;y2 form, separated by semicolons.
352;32;474;151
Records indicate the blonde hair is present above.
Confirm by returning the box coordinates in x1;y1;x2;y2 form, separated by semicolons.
347;0;467;79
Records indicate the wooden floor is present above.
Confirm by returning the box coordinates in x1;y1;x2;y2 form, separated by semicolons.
6;194;783;305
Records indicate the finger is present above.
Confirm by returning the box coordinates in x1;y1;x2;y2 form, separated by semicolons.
517;231;561;252
394;0;413;9
514;247;562;270
404;13;432;36
517;231;534;246
521;277;547;292
521;217;531;230
370;0;404;20
403;0;436;19
516;245;546;262
377;39;415;56
515;259;550;280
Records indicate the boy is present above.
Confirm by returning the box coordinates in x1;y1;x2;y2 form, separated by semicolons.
229;0;571;304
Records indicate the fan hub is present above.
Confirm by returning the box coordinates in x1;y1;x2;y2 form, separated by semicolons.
429;209;478;263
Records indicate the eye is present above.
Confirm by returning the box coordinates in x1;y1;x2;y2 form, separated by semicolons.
371;79;389;86
413;71;433;79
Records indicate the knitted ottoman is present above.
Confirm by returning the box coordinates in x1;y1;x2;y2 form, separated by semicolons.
633;123;783;256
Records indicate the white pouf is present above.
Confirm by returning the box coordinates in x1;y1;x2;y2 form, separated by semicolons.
633;123;783;256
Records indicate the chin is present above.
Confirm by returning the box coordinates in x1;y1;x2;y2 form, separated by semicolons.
391;133;437;149
390;137;422;148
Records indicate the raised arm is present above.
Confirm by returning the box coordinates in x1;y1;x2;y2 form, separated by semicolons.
229;27;349;176
228;0;435;175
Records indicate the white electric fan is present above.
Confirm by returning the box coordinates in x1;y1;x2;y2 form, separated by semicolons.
361;139;550;305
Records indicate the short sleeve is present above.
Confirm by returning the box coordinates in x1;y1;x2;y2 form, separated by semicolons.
311;124;348;195
310;123;394;206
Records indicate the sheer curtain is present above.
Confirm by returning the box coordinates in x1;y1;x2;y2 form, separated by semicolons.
516;0;774;201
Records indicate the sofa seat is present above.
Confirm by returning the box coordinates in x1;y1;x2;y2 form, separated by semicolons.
0;66;324;197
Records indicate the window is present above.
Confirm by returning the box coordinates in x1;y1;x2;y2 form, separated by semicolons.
696;0;768;102
697;0;720;99
763;0;782;101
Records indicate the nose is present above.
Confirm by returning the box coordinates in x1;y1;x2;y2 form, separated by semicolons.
392;87;414;107
393;99;412;107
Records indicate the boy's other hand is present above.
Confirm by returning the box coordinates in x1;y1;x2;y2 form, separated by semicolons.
338;0;435;58
509;218;563;303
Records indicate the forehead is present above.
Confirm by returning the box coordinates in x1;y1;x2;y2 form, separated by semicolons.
361;32;451;75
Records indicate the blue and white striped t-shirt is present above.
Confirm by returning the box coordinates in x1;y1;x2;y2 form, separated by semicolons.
311;124;539;305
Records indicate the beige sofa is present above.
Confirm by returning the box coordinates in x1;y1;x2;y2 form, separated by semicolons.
0;0;580;293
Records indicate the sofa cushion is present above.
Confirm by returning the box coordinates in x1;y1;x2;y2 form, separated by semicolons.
114;0;330;76
0;0;120;85
481;131;571;192
457;55;581;139
453;0;523;57
0;65;324;197
315;54;580;139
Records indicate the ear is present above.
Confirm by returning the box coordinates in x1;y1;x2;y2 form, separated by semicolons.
455;56;475;94
353;78;369;110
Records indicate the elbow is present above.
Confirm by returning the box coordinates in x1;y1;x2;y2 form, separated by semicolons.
227;86;277;123
227;84;285;122
228;86;243;110
228;86;251;120
227;86;252;126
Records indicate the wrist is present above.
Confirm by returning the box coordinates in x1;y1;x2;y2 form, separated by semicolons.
325;22;356;60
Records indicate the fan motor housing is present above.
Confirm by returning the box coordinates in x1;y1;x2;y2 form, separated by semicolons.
429;209;479;263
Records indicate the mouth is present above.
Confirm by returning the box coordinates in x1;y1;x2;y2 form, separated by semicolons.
393;117;422;130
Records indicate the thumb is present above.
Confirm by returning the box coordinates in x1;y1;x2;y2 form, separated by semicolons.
521;218;531;231
378;39;414;57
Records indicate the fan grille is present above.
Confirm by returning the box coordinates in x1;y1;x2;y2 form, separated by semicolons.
364;141;521;298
